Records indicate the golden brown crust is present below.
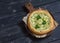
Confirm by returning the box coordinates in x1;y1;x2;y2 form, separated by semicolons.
27;9;55;35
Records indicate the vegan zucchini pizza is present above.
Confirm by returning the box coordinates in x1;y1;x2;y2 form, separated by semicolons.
27;9;55;35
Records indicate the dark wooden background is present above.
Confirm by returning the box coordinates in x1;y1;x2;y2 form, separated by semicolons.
0;0;60;43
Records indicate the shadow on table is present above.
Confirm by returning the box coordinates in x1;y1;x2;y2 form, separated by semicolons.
18;21;51;42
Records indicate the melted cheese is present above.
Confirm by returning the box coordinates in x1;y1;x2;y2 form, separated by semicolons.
30;13;50;31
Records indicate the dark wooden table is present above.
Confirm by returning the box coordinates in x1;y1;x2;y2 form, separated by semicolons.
0;0;60;43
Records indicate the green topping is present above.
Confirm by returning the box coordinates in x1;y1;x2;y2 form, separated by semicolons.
35;24;40;29
30;13;50;31
36;15;41;20
42;20;46;25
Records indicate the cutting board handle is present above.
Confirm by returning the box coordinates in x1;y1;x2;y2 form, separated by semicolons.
25;2;35;12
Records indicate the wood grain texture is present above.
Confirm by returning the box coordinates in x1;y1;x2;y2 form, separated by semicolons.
0;0;60;43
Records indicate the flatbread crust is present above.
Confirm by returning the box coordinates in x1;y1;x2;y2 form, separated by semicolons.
27;9;55;35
